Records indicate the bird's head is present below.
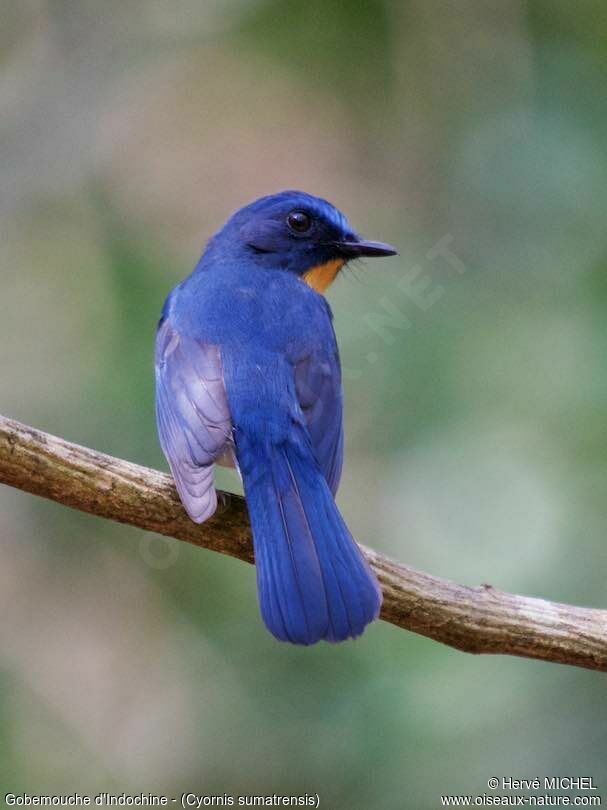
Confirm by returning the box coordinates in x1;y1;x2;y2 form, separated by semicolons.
210;190;397;293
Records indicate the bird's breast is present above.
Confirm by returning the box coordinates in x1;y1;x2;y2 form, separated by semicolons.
302;259;345;293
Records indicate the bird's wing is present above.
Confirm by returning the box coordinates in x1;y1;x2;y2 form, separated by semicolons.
294;347;344;496
155;317;232;523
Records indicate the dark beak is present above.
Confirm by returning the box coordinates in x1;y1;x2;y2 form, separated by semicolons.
333;238;398;258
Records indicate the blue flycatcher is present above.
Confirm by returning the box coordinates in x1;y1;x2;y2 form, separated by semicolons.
155;191;397;644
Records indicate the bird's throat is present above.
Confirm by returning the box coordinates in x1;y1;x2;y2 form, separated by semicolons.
303;259;345;293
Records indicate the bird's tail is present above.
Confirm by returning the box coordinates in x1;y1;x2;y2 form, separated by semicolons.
237;433;382;644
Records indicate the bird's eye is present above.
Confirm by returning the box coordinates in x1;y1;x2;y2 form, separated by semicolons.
287;210;312;233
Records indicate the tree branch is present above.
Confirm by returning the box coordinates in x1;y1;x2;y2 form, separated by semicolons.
0;413;605;671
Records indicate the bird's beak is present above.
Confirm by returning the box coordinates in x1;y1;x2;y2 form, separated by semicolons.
333;238;398;258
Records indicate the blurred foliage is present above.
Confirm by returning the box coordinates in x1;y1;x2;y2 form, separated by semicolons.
2;0;607;806
238;0;395;115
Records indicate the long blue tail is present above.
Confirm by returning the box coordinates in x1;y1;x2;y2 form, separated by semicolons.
238;434;382;644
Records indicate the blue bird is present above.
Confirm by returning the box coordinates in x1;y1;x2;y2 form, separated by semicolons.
155;191;397;644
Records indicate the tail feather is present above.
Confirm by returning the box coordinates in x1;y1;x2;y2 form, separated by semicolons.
240;435;382;644
293;453;381;642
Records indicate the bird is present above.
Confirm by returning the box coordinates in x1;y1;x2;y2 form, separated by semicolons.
155;190;397;645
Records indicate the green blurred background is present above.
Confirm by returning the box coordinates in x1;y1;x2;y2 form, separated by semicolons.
1;1;607;805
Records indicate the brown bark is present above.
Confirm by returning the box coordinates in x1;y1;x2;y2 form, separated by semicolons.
1;414;605;671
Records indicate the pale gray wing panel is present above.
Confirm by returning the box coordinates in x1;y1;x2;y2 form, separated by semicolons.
155;318;232;523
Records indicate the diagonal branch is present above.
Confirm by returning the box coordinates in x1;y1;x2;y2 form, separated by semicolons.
0;413;605;672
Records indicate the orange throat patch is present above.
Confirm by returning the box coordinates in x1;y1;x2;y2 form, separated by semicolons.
303;258;345;293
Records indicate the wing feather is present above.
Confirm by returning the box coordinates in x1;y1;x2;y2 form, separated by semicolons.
155;318;232;522
294;348;344;495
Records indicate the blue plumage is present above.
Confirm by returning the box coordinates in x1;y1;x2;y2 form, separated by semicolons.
238;426;381;644
155;190;396;644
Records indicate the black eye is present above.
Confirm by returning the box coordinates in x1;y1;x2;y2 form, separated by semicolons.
287;210;312;233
